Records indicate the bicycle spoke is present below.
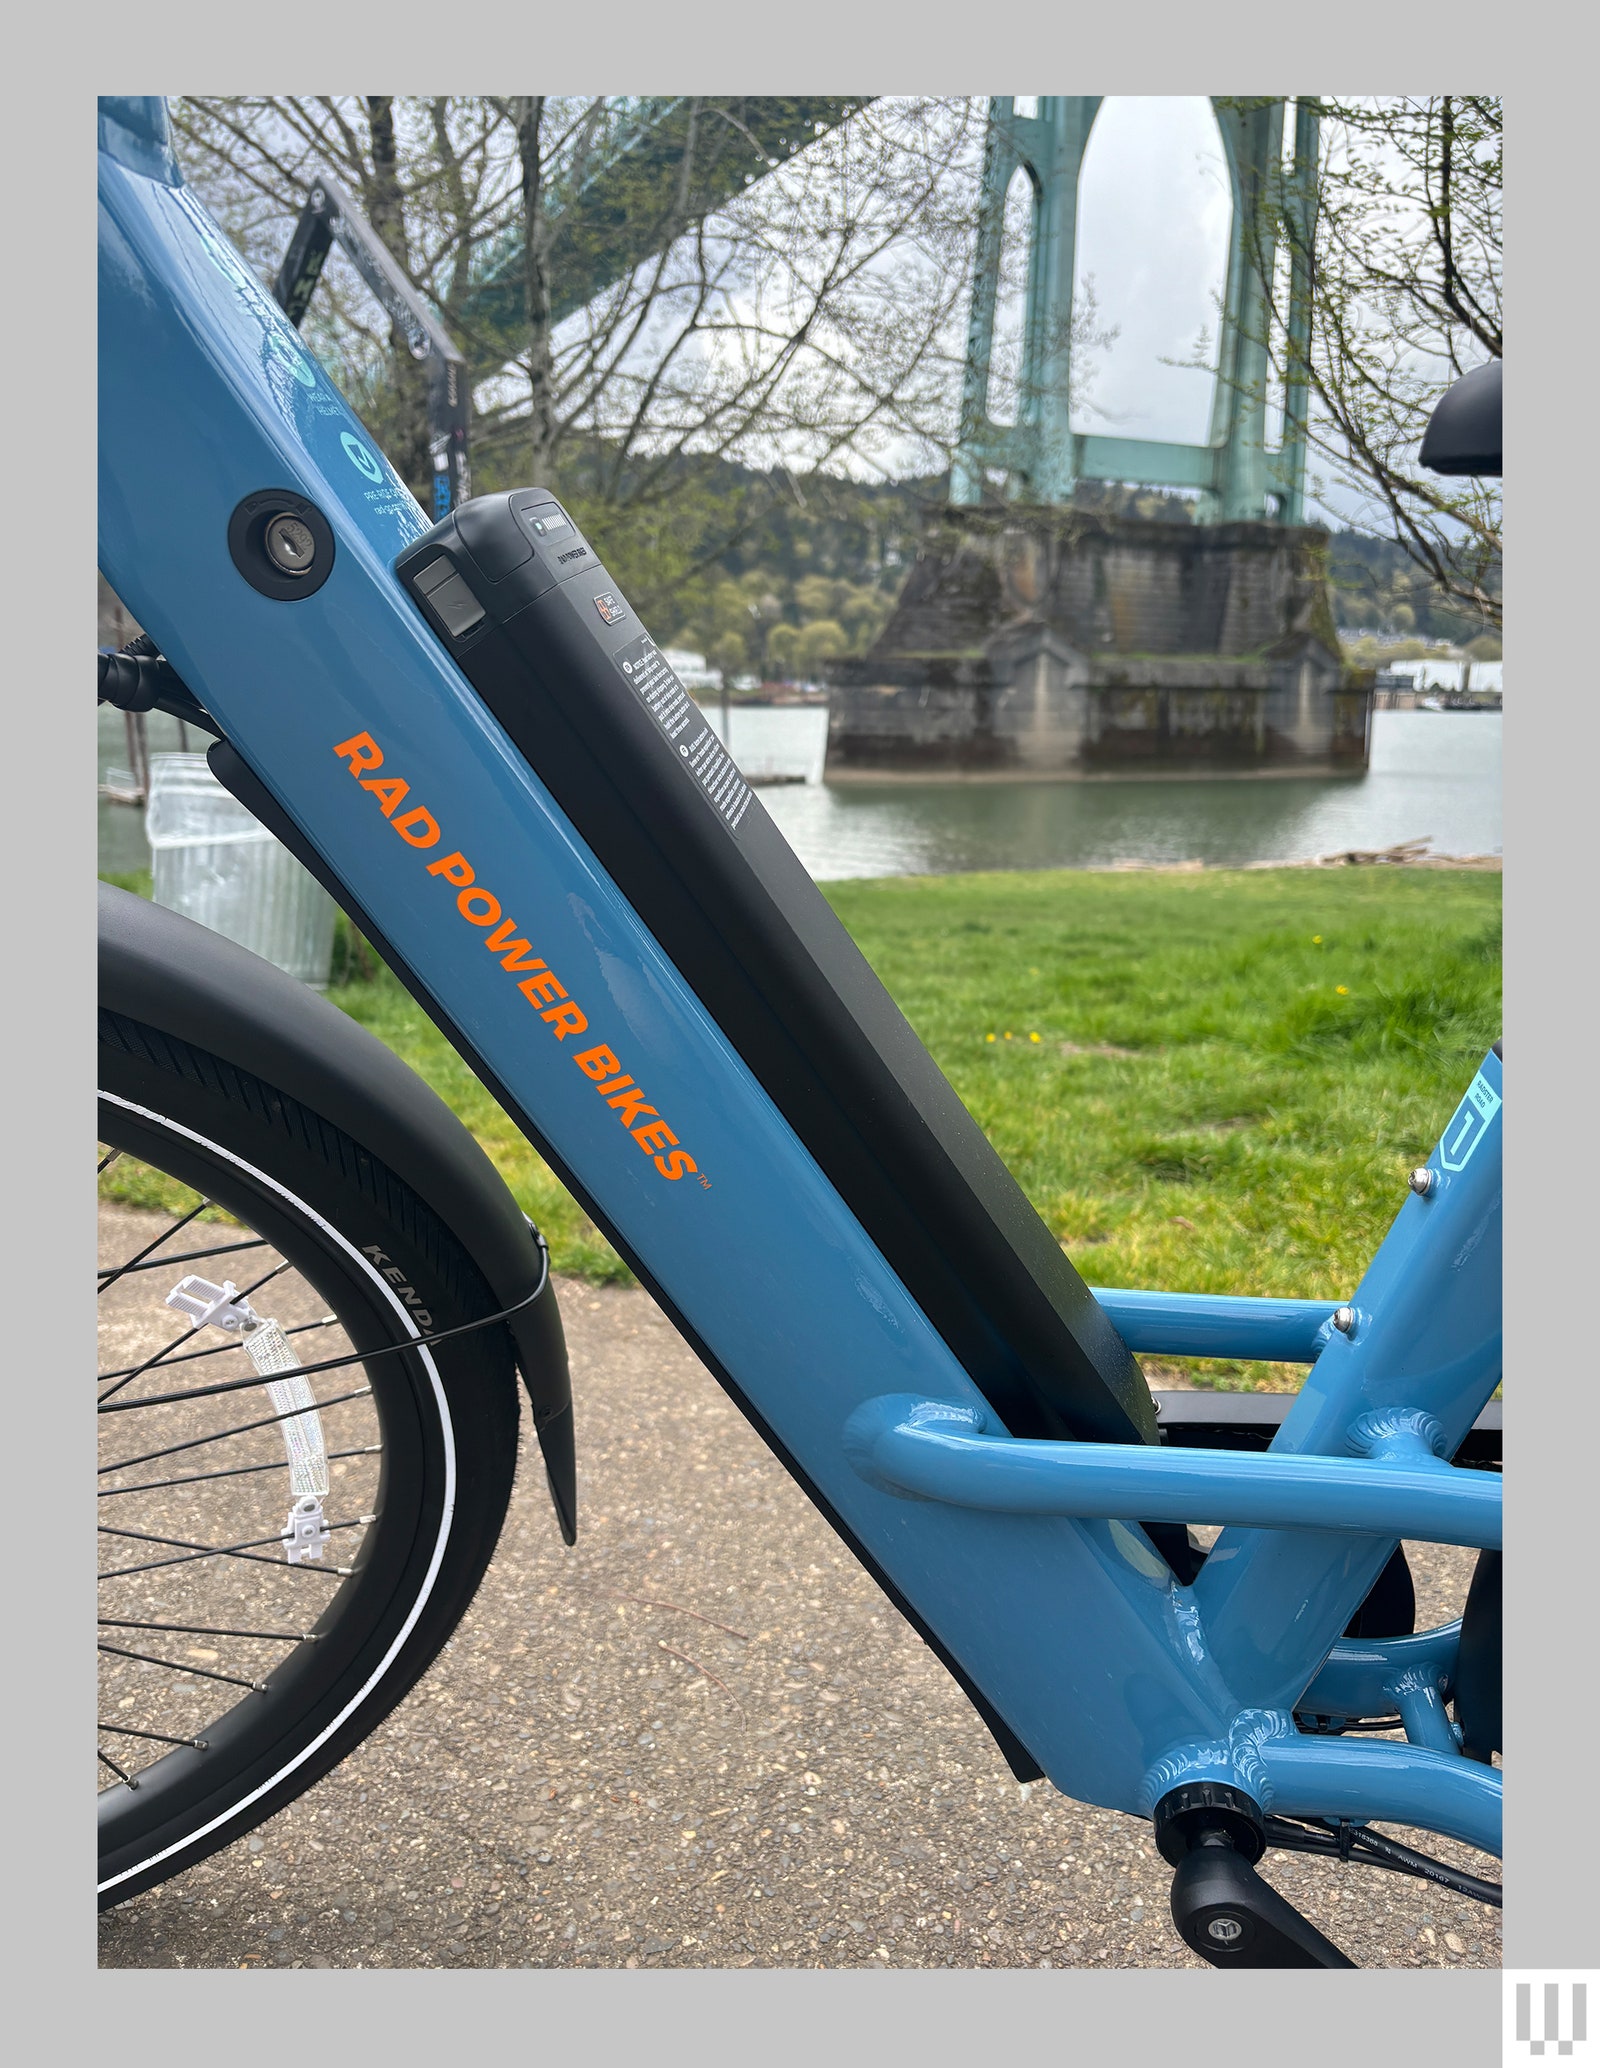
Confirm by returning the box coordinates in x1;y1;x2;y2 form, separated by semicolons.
100;1518;370;1556
97;1198;209;1296
95;1124;405;1872
98;1642;267;1692
99;1618;316;1642
98;1383;371;1477
99;1723;208;1749
98;1234;267;1281
102;1282;538;1415
97;1258;292;1405
102;1547;342;1581
101;1341;382;1414
98;1514;370;1580
97;1314;337;1387
99;1443;379;1499
100;1356;329;1415
101;1545;350;1581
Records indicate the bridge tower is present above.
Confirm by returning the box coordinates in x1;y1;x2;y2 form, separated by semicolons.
951;97;1318;523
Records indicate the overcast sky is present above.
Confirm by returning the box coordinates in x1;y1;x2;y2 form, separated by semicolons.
1068;96;1234;448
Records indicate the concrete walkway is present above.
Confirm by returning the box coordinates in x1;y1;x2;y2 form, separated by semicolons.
99;1276;1501;1972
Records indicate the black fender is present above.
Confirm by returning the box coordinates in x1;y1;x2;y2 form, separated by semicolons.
97;881;576;1542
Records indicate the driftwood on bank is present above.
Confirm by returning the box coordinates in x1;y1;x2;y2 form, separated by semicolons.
1104;845;1501;873
1311;837;1435;866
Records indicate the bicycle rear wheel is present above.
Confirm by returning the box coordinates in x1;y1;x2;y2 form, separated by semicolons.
98;1009;524;1907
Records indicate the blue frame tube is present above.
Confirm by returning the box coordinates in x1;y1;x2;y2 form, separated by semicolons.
1298;1623;1461;1719
1089;1290;1339;1364
845;1396;1501;1547
1391;1680;1460;1756
1193;1047;1502;1714
96;105;1504;1856
97;111;1241;1824
1257;1737;1501;1857
1198;1050;1513;1712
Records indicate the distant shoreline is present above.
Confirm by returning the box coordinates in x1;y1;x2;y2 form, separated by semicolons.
844;855;1504;876
1119;854;1503;873
821;762;1372;786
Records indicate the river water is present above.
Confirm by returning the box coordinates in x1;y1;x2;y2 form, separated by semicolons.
733;708;1502;880
100;705;1500;886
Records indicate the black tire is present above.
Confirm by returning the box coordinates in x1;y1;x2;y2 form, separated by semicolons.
97;1009;524;1908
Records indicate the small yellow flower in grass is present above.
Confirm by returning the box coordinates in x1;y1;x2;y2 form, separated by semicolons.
1336;985;1349;996
1029;1032;1041;1042
985;1033;996;1043
1004;1031;1013;1040
1313;935;1323;944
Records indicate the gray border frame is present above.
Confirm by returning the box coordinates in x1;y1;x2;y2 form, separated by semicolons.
22;12;1568;2063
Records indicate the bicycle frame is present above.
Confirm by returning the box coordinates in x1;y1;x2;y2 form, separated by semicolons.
97;101;1503;1860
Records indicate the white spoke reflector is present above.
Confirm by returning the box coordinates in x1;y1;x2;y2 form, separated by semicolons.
165;1276;329;1498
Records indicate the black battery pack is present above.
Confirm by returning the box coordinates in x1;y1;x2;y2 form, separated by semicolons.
396;491;1157;1451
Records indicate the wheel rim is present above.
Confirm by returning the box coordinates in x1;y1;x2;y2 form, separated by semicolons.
97;1093;456;1895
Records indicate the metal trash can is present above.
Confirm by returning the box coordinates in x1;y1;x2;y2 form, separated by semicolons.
145;754;338;990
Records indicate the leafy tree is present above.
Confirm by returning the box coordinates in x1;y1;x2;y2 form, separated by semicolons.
1324;525;1495;645
794;620;849;675
765;622;802;675
709;631;748;689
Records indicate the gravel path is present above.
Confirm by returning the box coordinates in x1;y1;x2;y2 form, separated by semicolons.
99;1267;1501;1973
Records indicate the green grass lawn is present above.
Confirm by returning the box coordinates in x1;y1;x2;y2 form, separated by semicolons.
104;865;1501;1389
824;868;1500;1378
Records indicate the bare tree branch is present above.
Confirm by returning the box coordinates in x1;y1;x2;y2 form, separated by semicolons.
1220;95;1501;628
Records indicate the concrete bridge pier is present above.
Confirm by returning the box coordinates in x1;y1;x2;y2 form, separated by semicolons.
826;509;1373;781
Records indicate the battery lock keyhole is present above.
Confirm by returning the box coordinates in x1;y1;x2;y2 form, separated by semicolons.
265;513;317;575
228;488;336;600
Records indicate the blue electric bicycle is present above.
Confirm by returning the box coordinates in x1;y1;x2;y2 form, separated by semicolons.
96;97;1503;1966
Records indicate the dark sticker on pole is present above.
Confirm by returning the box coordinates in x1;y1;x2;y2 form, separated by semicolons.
614;634;752;831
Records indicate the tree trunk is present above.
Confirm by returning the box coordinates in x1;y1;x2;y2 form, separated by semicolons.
365;96;432;503
511;96;556;488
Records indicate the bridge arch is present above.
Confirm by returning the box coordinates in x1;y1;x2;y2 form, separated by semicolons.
952;95;1315;523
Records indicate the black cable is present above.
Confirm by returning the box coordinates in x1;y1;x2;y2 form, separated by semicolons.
1293;1712;1407;1735
98;648;165;711
1335;1821;1503;1908
1264;1814;1501;1909
1265;1816;1355;1862
98;638;224;738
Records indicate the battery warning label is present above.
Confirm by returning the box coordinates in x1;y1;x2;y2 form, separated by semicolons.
614;635;752;831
